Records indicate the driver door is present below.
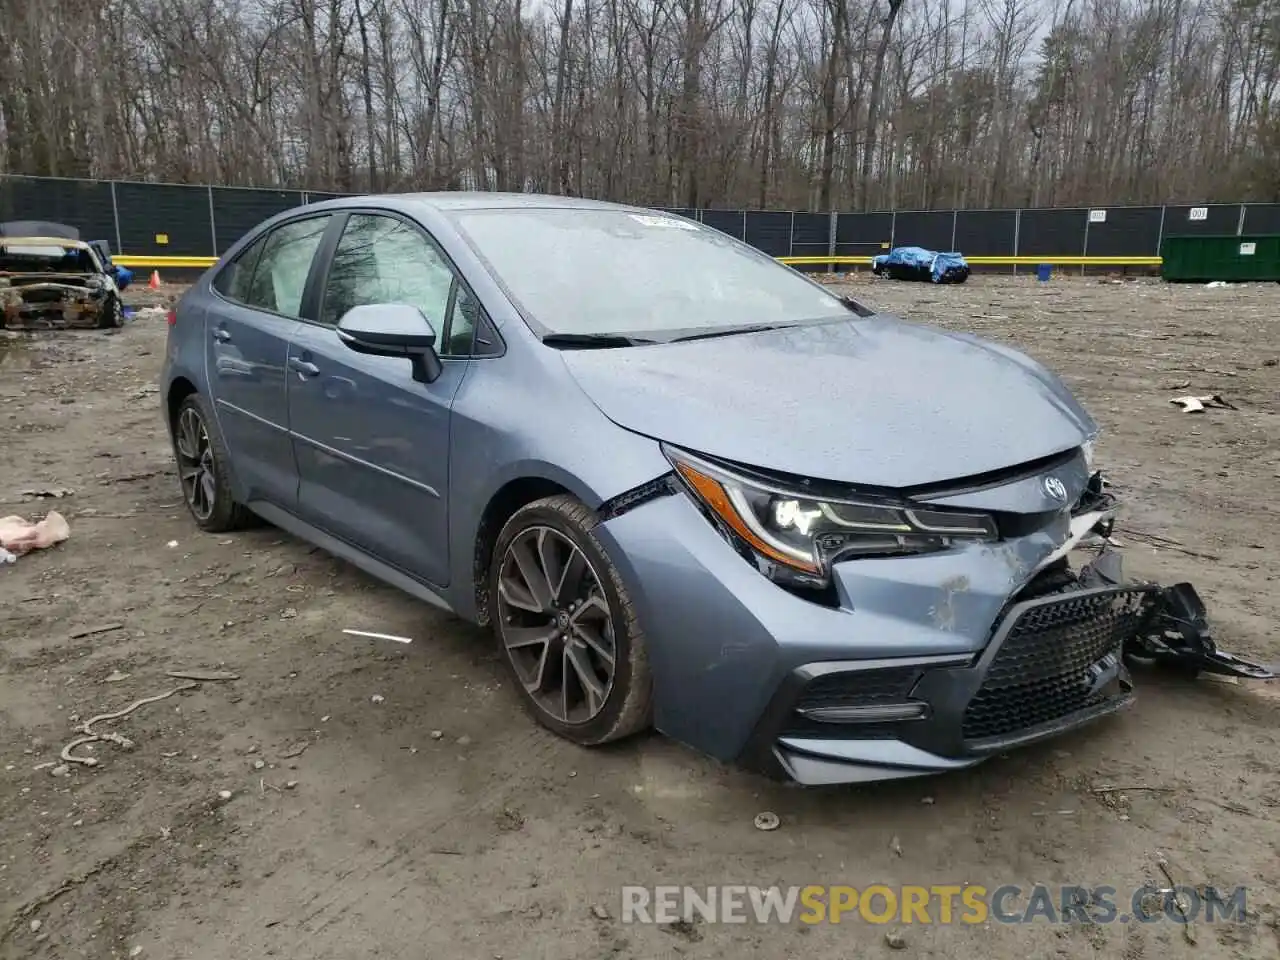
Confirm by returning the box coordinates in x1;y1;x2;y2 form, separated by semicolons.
285;211;472;588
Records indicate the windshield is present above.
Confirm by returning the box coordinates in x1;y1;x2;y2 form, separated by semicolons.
449;208;850;338
0;244;98;273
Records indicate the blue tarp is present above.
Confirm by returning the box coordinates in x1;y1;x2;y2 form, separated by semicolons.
872;246;970;284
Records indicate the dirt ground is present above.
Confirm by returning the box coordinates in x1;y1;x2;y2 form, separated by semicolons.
1;275;1278;960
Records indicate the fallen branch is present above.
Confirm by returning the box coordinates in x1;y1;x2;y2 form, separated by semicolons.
68;622;124;640
60;682;198;766
166;669;239;682
1157;855;1198;945
1091;785;1175;795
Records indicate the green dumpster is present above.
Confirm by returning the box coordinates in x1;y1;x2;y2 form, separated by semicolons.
1160;233;1280;282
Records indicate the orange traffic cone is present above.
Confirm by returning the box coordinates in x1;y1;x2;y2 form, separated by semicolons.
148;270;161;290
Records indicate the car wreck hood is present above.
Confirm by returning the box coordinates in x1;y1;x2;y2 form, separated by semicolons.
559;315;1098;489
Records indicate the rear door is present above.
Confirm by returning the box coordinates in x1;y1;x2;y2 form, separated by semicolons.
205;214;332;509
286;211;478;588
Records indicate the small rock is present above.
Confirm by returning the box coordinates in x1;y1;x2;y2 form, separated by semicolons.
29;919;41;933
921;796;935;805
166;540;178;549
456;735;472;747
890;835;902;856
285;780;299;790
218;790;233;801
245;745;258;754
371;694;385;704
885;930;907;949
104;670;131;683
130;947;144;958
50;764;70;778
280;742;309;759
281;607;298;620
320;715;330;723
590;904;610;920
253;760;266;771
430;730;443;739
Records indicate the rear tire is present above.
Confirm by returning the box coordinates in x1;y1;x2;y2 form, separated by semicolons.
171;393;255;532
488;494;653;746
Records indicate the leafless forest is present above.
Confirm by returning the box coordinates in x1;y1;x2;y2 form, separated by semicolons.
1;0;1277;210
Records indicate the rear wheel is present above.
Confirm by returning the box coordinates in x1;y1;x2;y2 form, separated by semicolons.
171;393;254;532
488;494;652;745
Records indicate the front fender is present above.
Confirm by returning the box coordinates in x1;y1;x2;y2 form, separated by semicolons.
443;356;671;618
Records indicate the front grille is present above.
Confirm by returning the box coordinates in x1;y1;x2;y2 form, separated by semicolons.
962;589;1148;743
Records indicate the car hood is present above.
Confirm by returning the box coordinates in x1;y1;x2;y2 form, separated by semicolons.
559;315;1097;489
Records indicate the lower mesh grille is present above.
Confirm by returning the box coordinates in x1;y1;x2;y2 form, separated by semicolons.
784;666;923;739
962;588;1148;743
794;667;921;712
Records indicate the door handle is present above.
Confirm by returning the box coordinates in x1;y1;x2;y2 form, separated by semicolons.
213;328;232;343
289;357;321;378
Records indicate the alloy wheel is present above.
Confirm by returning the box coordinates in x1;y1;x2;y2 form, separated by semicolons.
175;407;216;522
496;525;617;724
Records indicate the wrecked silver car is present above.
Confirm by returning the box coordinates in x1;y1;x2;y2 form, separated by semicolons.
1;221;125;330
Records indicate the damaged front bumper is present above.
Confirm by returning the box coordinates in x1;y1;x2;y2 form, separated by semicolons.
1;275;111;329
595;463;1272;786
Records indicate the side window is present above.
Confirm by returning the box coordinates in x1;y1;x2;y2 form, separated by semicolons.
321;214;454;330
443;283;478;357
242;216;331;317
212;233;268;303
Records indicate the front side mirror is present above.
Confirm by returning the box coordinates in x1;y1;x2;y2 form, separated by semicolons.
337;303;443;383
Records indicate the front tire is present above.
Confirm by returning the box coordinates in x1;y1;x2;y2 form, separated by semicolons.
171;393;255;532
96;293;123;329
488;494;652;745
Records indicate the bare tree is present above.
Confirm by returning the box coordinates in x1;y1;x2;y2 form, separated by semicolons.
0;0;1275;208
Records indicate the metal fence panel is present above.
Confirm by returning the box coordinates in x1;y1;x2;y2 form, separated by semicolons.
834;212;892;257
1161;204;1240;239
212;187;305;253
303;191;352;205
114;182;213;257
790;212;829;252
953;210;1017;256
700;209;745;240
1017;208;1088;257
1242;203;1280;234
890;210;954;251
1084;206;1163;257
0;176;117;248
743;211;792;256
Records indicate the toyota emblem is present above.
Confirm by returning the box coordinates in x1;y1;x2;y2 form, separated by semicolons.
1042;476;1068;502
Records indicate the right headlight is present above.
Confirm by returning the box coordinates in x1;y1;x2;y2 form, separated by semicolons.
663;445;999;588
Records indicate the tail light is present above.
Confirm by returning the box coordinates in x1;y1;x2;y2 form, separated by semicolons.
166;308;177;327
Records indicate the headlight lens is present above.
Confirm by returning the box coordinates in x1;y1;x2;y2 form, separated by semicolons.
664;446;998;587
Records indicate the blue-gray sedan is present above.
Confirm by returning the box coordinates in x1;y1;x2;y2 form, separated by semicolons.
160;192;1201;785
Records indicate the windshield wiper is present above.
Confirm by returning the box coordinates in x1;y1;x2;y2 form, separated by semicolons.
668;323;789;343
541;333;657;349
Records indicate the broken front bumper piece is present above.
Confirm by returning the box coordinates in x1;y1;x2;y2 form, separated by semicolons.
739;479;1275;785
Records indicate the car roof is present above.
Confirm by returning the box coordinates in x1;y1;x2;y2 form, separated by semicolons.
0;236;91;250
308;191;650;216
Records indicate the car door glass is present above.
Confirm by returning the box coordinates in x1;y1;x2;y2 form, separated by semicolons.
444;283;479;356
213;233;269;303
244;216;330;317
321;214;454;330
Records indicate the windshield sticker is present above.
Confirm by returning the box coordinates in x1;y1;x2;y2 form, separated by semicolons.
629;214;698;230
